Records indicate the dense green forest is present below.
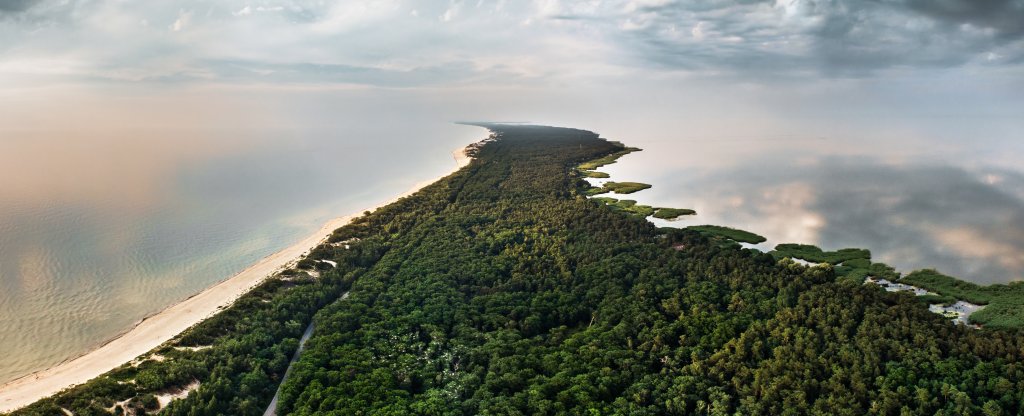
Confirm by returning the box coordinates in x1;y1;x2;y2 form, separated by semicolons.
8;124;1024;415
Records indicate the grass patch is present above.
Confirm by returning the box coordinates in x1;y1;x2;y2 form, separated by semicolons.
652;207;696;220
687;225;767;244
834;260;899;282
580;181;652;196
602;181;652;194
770;243;871;264
577;147;641;170
592;198;694;220
575;145;645;195
865;262;899;280
579;170;610;178
901;269;993;304
900;269;1024;329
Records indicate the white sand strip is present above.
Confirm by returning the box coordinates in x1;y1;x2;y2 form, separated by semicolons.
0;146;472;413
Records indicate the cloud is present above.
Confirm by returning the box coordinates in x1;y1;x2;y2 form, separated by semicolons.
802;0;1024;73
199;59;499;87
552;0;1024;76
0;0;1021;88
0;0;39;14
309;1;402;33
169;9;191;32
903;0;1024;38
690;21;706;40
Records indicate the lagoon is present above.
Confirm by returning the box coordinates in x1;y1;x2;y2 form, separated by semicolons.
592;131;1024;285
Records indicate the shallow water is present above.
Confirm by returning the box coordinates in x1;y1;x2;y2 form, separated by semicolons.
591;133;1024;285
0;123;482;385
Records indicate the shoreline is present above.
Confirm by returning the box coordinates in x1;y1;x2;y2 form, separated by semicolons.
0;145;474;413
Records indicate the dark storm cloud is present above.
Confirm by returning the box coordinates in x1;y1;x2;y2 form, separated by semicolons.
583;0;1024;75
810;0;1024;72
903;0;1024;38
0;0;39;13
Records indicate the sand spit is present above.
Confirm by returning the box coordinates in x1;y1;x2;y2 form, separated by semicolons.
0;145;473;413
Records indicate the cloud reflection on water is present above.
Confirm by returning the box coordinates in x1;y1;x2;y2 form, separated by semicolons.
629;153;1024;285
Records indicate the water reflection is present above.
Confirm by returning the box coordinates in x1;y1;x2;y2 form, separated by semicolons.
610;152;1024;285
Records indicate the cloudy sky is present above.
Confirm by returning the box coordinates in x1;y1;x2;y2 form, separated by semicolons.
3;0;1024;84
0;0;1021;142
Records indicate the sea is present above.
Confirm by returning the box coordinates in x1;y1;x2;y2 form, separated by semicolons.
0;122;484;385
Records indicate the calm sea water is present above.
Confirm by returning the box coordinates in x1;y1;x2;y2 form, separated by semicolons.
588;132;1024;285
0;123;483;385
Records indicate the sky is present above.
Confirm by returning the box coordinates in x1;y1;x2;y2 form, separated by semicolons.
2;0;1022;205
2;0;1022;112
0;0;1022;200
0;0;1022;176
2;0;1023;84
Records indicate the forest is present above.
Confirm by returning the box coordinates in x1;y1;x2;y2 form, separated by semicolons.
7;124;1024;415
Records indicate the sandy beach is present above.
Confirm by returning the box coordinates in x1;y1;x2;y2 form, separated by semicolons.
0;146;473;413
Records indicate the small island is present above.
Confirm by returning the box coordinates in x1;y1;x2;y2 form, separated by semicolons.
583;181;653;196
589;198;697;221
576;152;695;221
651;207;696;220
686;225;767;244
601;181;652;194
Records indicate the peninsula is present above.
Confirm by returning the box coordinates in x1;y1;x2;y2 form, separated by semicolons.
4;124;1023;416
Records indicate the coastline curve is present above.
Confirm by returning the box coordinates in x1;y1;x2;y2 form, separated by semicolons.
0;145;474;413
